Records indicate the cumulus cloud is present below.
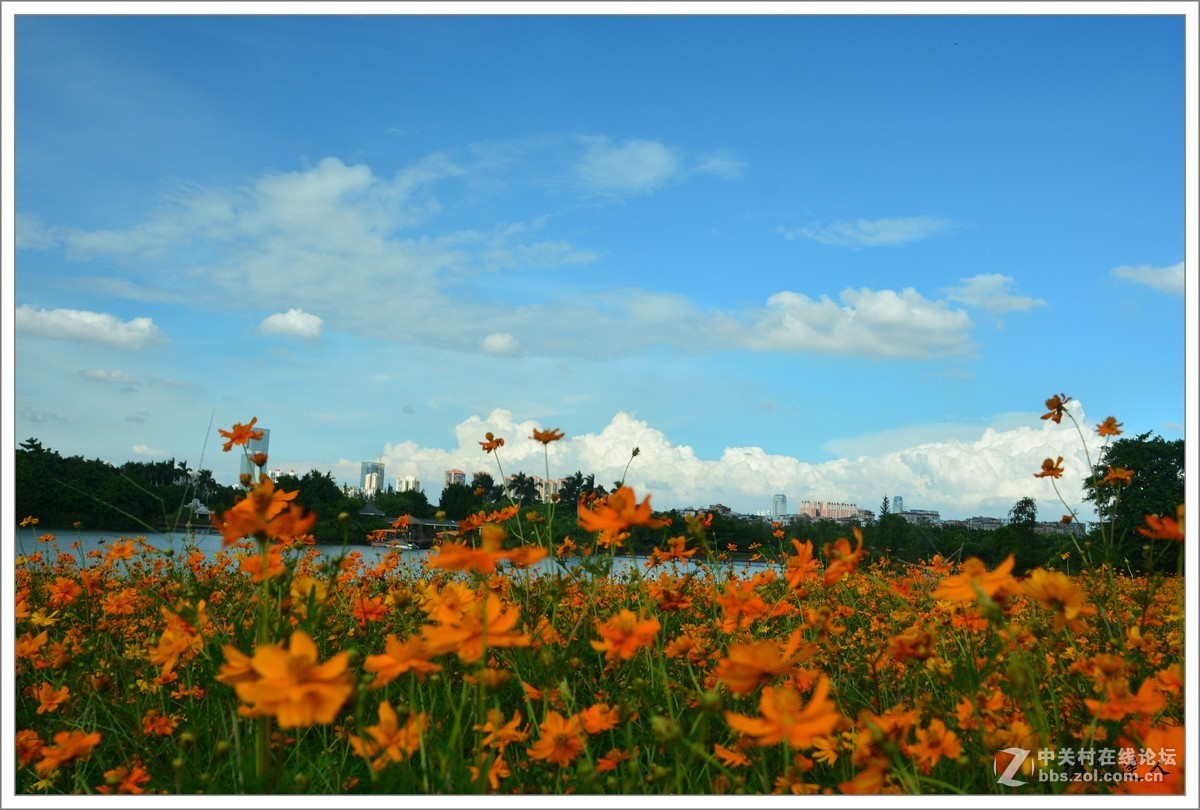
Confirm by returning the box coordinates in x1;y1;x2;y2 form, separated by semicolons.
259;308;325;340
481;332;519;356
378;405;1103;522
942;274;1047;315
15;305;164;349
779;217;957;247
1111;262;1184;295
81;369;137;383
740;287;973;358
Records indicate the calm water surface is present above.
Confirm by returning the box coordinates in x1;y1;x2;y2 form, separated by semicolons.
12;527;775;578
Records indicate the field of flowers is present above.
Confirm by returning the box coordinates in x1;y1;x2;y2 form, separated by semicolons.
11;399;1186;795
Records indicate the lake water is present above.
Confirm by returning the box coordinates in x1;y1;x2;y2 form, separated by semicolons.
11;527;775;579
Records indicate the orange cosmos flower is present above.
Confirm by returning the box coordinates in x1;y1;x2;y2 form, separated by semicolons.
34;683;70;714
421;593;530;664
578;486;668;547
1041;393;1071;424
714;743;751;767
349;701;429;771
715;630;815;695
96;760;152;794
784;538;822;591
578;703;621;734
1137;504;1185;541
105;539;136;562
823;528;867;585
531;427;565;444
526;711;586;766
16;730;44;766
590;609;660;662
35;729;102;775
479;432;505;453
47;577;82;607
233;630;354;728
906;719;962;773
215;477;315;546
1097;416;1124;436
239;544;286;581
724;676;842;749
1020;568;1097;632
475;709;528;750
1102;466;1135;486
1034;457;1065;479
219;417;264;452
141;709;178;736
216;645;258;687
350;594;390;625
363;634;442;687
1116;722;1184;795
932;555;1018;603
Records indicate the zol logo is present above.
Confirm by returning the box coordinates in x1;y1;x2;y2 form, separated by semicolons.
994;747;1031;787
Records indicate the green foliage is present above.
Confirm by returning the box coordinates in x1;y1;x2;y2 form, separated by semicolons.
437;482;476;521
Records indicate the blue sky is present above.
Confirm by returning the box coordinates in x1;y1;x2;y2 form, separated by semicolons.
5;6;1194;521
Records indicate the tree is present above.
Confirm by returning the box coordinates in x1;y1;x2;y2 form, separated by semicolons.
879;496;890;519
469;472;503;502
505;473;539;505
1082;432;1185;568
1009;497;1037;527
438;482;476;521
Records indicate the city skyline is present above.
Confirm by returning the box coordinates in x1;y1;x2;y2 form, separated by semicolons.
5;7;1195;524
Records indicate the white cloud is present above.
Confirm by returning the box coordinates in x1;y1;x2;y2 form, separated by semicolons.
15;305;164;349
573;136;683;196
1111;262;1184;295
741;287;973;358
779;217;956;247
81;369;137;383
377;404;1104;522
259;308;325;340
942;274;1047;315
481;332;519;356
15;213;63;250
132;444;167;456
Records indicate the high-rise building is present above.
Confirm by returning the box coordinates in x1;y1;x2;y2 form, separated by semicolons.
893;496;904;514
772;493;787;517
396;475;421;493
444;469;466;487
360;461;385;496
239;428;270;485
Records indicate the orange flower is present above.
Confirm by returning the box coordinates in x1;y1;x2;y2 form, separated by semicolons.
216;645;258;687
714;631;815;695
391;514;412;530
34;682;69;714
1097;416;1124;436
105;539;136;562
215;477;315;547
142;709;178;736
577;486;668;547
716;578;770;632
1041;393;1071;424
784;539;822;591
1116;722;1184;795
724;677;842;749
1102;466;1135;486
233;630;354;728
474;709;528;750
823;528;867;585
714;743;751;767
219;417;264;451
1137;504;1185;541
350;594;391;625
479;432;505;453
1020;568;1097;632
531;427;565;444
47;577;82;607
239;544;286;582
16;729;44;766
906;719;962;772
590;609;660;662
421;593;530;664
97;760;152;794
363;634;442;687
578;703;620;734
526;711;586;766
349;701;429;770
1034;457;1065;479
932;555;1018;603
35;729;102;774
